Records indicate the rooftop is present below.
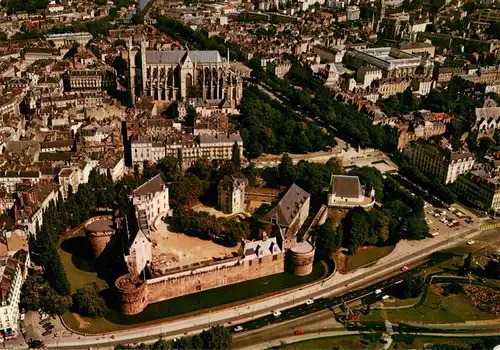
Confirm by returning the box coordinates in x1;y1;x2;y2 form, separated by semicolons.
85;217;114;233
330;175;363;198
133;174;166;197
260;184;310;228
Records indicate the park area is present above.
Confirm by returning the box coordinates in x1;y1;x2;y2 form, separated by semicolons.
336;245;395;273
360;282;497;324
278;334;500;350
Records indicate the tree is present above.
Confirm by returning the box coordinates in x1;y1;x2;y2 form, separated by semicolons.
277;153;295;186
200;325;232;349
21;271;71;315
401;275;424;299
484;260;500;279
343;207;369;253
244;162;258;187
313;218;338;261
231;141;241;170
185;105;197;128
406;215;428;240
462;252;473;276
112;56;128;77
72;282;108;318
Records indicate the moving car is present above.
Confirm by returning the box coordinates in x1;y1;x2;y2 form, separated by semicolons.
401;266;409;272
294;329;306;335
305;299;314;305
233;326;243;332
375;289;382;295
467;240;475;245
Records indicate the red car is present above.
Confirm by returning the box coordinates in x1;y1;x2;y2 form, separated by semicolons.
294;329;306;335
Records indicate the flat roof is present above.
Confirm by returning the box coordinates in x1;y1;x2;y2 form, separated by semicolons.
86;218;113;232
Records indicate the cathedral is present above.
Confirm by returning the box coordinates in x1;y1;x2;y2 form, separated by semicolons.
128;41;243;107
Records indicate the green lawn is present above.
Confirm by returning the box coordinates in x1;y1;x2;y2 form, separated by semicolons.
361;287;496;324
276;334;497;350
393;335;494;349
58;234;108;293
274;334;368;350
63;263;326;334
341;245;395;272
385;296;420;308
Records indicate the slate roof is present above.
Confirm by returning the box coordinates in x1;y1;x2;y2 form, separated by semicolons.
260;184;310;227
145;50;222;64
330;175;363;198
243;237;281;259
133;174;166;197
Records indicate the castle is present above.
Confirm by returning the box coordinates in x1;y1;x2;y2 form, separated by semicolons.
85;177;315;315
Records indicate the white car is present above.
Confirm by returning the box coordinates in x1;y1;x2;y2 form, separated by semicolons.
233;326;243;332
272;311;282;317
305;299;314;305
467;240;475;245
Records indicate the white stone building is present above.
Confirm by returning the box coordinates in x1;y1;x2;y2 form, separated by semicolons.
327;175;375;209
132;174;170;227
218;175;247;214
0;252;29;337
406;141;475;184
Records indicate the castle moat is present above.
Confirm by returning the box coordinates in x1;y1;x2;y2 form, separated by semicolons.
62;261;326;334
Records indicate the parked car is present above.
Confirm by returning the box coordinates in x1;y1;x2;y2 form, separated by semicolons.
401;266;409;272
294;329;306;335
233;326;243;332
467;240;475;245
305;299;314;305
272;311;282;317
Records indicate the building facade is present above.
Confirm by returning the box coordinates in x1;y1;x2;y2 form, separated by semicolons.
345;47;430;79
67;69;117;90
132;174;170;226
0;252;29;337
131;132;244;170
46;32;93;48
406;141;475;184
218;175;247;214
456;171;500;211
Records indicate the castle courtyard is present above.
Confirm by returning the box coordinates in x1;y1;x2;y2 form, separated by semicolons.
150;220;240;274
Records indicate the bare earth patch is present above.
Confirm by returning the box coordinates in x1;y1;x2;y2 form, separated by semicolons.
72;313;90;329
151;220;240;274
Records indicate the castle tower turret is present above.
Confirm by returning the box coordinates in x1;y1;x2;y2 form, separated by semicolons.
84;215;116;258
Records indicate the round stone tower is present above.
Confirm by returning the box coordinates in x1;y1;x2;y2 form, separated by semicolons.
115;274;148;315
289;241;315;276
84;215;116;258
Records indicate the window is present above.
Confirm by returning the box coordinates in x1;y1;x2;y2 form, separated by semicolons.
259;258;262;264
249;260;252;266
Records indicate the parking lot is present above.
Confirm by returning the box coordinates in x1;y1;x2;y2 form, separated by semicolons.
424;202;480;241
